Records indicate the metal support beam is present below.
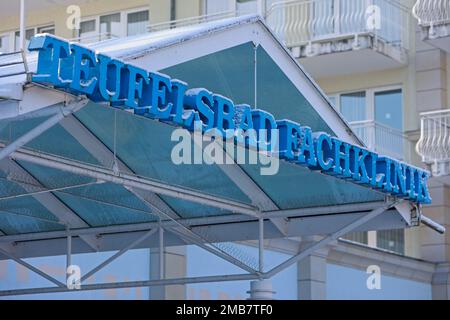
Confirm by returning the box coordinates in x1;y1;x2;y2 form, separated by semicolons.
159;227;164;280
0;273;260;297
168;227;259;275
0;201;391;244
0;247;65;288
81;228;158;282
6;146;259;217
196;139;287;235
66;231;72;274
263;201;397;278
19;0;26;52
259;218;264;274
60;115;180;220
0;100;86;162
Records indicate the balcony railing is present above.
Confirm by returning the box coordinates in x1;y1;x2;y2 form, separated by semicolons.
265;0;410;49
349;120;409;161
148;11;237;32
69;32;120;44
416;109;450;175
413;0;450;26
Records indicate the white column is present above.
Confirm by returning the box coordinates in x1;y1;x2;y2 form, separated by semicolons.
19;0;26;51
297;237;328;300
149;246;187;300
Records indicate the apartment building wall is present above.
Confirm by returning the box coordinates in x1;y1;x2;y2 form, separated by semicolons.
0;0;202;41
315;1;450;298
415;26;450;299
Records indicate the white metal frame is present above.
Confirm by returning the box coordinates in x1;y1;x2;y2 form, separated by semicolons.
0;201;397;297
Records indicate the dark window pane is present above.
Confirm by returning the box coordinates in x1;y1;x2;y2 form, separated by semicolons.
377;229;404;254
100;13;121;37
80;20;96;34
375;89;403;130
342;232;368;245
127;10;149;36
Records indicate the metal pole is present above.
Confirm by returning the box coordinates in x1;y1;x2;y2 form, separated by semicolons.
159;226;164;279
421;214;446;234
264;201;396;278
19;0;26;51
0;273;259;297
258;218;264;273
66;231;72;274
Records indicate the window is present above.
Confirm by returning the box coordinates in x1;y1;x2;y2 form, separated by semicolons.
79;19;97;42
100;13;121;39
340;91;366;123
37;25;55;35
75;8;150;43
14;28;35;51
127;10;149;36
342;232;368;245
10;25;55;52
375;89;403;131
330;88;404;160
205;0;231;15
377;229;404;254
0;34;9;53
237;0;257;15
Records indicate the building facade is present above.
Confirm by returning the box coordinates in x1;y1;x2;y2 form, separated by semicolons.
0;0;449;300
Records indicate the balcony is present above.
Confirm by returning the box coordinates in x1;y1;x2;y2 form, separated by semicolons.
416;109;450;178
265;0;410;78
349;120;410;161
413;0;450;52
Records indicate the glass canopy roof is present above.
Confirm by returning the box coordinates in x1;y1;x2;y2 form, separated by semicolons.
0;31;390;236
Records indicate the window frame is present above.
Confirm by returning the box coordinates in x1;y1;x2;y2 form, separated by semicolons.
126;8;151;36
0;32;12;53
78;6;150;41
328;85;404;126
7;23;55;52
